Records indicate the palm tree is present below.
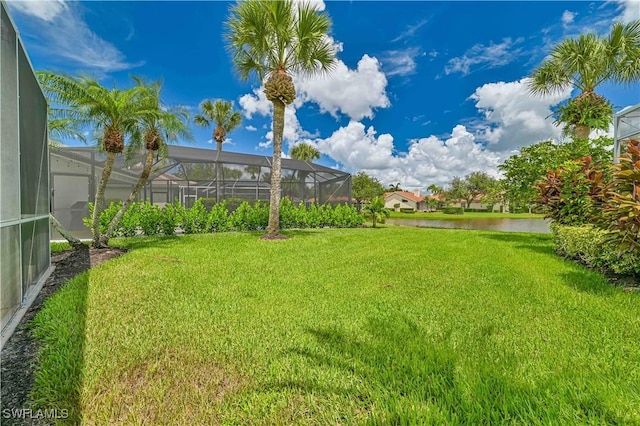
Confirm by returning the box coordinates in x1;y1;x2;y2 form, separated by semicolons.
290;143;320;201
226;0;336;238
364;196;390;228
529;21;640;138
38;72;155;247
290;143;320;162
101;78;192;245
194;99;242;202
388;183;402;192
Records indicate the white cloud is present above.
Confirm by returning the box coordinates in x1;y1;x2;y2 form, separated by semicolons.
7;0;141;72
312;122;504;189
296;54;390;120
391;18;429;43
245;125;257;132
468;78;572;150
561;10;577;28
8;0;67;21
239;88;272;119
616;0;640;22
445;38;525;76
382;47;423;77
316;121;398;170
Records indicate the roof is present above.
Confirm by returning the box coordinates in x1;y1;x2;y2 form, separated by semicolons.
384;191;425;202
51;146;350;183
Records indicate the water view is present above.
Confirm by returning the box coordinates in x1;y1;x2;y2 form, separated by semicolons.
386;218;551;233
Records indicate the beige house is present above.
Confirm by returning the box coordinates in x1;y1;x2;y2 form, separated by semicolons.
384;191;427;211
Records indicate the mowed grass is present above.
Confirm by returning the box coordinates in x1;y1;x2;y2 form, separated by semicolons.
32;228;640;424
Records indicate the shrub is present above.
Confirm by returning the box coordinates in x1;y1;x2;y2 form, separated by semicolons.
182;199;208;234
224;198;250;213
551;223;640;276
442;207;464;215
138;202;162;236
158;204;179;236
199;198;217;211
206;201;230;232
399;208;415;213
84;201;121;235
536;157;603;226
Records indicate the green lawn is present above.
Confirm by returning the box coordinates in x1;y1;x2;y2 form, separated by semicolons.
388;211;544;219
34;228;639;424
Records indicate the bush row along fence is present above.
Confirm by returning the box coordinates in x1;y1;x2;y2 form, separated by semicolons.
86;198;364;237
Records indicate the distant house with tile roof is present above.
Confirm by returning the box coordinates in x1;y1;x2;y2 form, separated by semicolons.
384;190;428;211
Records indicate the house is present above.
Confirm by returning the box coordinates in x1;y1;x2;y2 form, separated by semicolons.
384;190;427;212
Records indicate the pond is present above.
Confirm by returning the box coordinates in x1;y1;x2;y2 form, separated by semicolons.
385;218;551;233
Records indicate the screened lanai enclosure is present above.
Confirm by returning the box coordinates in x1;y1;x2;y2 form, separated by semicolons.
51;146;352;237
614;104;640;161
1;1;51;339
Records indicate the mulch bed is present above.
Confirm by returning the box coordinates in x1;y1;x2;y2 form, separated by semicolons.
0;246;126;426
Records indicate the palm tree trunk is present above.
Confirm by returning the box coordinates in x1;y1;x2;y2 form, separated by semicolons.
50;213;84;248
574;124;590;139
101;149;155;245
216;140;222;203
267;100;285;236
92;151;117;247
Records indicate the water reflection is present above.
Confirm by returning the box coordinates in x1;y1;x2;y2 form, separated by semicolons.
386;218;551;233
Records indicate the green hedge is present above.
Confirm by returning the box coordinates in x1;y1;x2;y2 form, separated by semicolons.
442;207;464;215
551;223;640;276
88;198;364;237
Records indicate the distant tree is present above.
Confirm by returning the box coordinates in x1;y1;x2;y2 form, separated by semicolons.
498;137;613;211
290;143;320;162
290;143;321;200
194;99;242;202
448;177;469;207
244;165;261;179
226;0;336;238
465;171;498;208
364;196;390;228
387;182;403;192
529;21;640;138
352;172;385;211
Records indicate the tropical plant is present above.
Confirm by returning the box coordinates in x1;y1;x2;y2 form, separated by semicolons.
100;78;192;245
352;172;385;212
529;20;640;138
597;139;640;253
499;137;613;211
364;196;390;228
193;99;242;202
38;72;156;247
226;0;336;238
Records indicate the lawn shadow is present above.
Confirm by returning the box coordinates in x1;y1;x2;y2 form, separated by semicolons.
276;313;626;423
480;232;555;256
112;235;184;251
560;270;622;297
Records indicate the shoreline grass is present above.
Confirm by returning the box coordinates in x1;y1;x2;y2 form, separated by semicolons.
33;228;639;424
388;211;544;220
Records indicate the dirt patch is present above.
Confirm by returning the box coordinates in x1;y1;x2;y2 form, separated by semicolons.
260;233;289;241
0;245;126;426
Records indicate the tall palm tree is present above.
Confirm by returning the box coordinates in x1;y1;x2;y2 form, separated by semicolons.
193;99;242;202
529;20;640;138
290;143;320;202
38;72;156;247
101;78;192;245
226;0;336;238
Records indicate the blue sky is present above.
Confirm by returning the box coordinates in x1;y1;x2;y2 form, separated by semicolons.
7;0;640;190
